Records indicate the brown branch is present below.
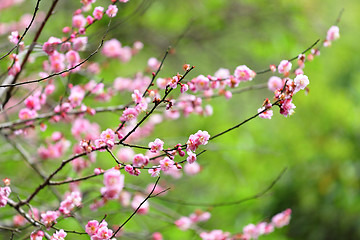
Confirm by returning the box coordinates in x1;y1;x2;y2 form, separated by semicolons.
0;18;112;89
111;176;161;238
0;0;42;61
1;0;60;108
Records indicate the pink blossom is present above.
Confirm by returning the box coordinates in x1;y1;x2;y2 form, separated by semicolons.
106;4;118;17
133;41;144;52
93;6;104;20
118;46;132;62
65;50;81;67
148;57;160;70
186;130;210;152
49;51;65;72
131;89;142;104
94;226;113;240
326;25;340;41
117;147;134;163
192;75;210;91
156;77;169;89
68;85;85;107
234;65;256;81
59;191;82;215
148;168;161;177
278;60;292;74
271;208;292;228
72;37;88;51
243;223;260;239
24;95;41;110
51;229;67;240
18;108;37;120
258;107;273;119
0;186;11;208
148;138;164;153
101;168;124;199
159;157;175;171
186;151;197;164
131;194;149;214
43;37;62;55
199;230;230;240
175;216;192;231
214;68;230;79
30;230;44;240
152;232;163;240
294;74;309;93
72;14;86;28
119;0;129;2
267;76;283;92
189;211;211;223
133;153;149;167
41;210;60;228
168;75;180;89
8;31;19;44
99;128;116;148
102;39;122;58
120;107;138;122
280;99;296;117
184;162;201;175
85;220;99;236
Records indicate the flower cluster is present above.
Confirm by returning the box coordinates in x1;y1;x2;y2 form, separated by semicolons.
199;209;291;240
175;210;211;231
100;168;124;200
0;185;11;208
86;220;114;240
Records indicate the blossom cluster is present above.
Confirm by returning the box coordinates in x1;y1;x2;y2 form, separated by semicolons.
199;208;292;240
86;220;114;240
0;0;340;238
175;210;211;231
0;185;11;208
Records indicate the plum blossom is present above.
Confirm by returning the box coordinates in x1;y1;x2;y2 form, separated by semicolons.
159;157;175;171
234;65;256;81
326;25;340;41
51;229;67;240
199;230;230;240
271;208;292;228
41;210;60;228
294;74;309;93
148;138;164;153
258;107;273;119
184;162;201;175
267;76;283;92
131;194;149;214
148;57;160;71
175;216;192;231
101;168;124;199
72;14;86;28
278;60;292;74
0;186;11;208
132;153;149;167
186;130;210;152
59;191;82;215
86;220;113;239
148;167;161;177
120;107;138;122
93;6;104;20
186;151;197;164
106;4;118;17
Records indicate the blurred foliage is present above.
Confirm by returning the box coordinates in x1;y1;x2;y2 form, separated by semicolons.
0;0;359;239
